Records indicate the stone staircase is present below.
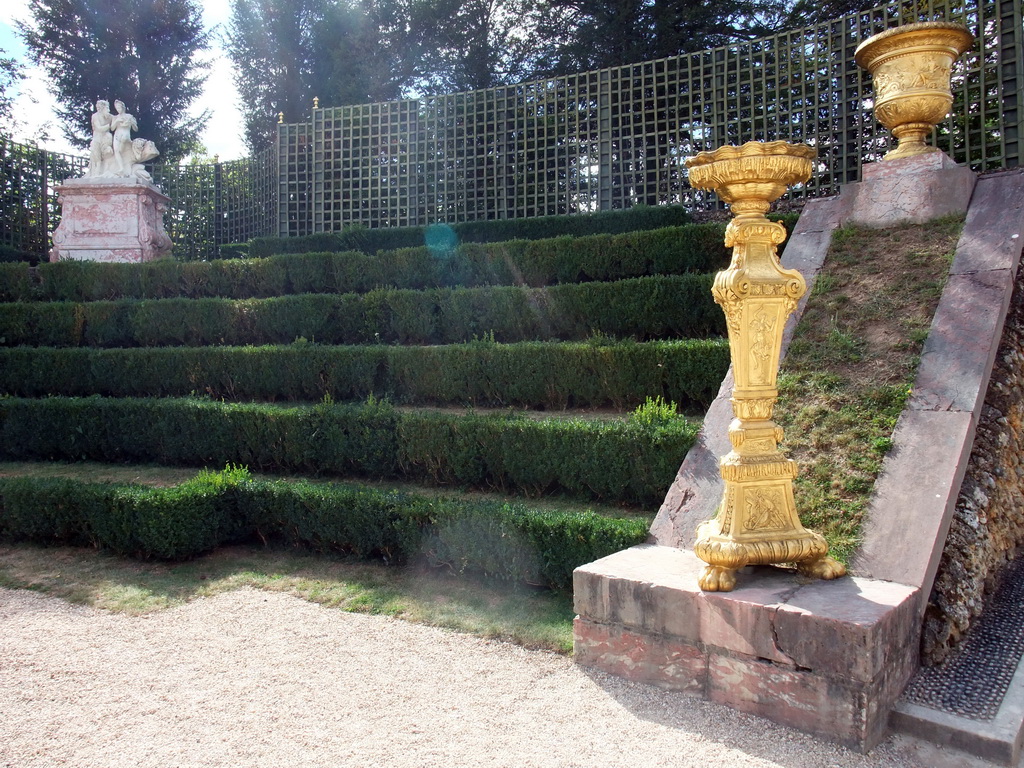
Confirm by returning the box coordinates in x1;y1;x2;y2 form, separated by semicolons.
574;160;1024;760
892;556;1024;765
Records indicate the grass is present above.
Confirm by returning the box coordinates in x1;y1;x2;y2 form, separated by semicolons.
775;214;964;563
0;461;200;488
0;459;635;652
0;542;576;652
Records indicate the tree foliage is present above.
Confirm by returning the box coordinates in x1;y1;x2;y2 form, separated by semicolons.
226;0;440;154
528;0;882;75
784;0;880;27
531;0;791;74
418;0;549;92
225;0;882;155
0;51;24;133
224;0;325;154
18;0;211;162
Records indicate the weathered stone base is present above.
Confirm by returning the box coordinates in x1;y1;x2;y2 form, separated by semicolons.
50;177;172;262
574;545;919;752
840;151;976;228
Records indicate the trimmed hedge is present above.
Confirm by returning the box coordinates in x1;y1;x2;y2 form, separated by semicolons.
0;472;649;588
0;223;730;303
0;275;724;348
0;243;39;265
0;262;32;301
0;396;697;506
0;339;730;411
246;204;694;258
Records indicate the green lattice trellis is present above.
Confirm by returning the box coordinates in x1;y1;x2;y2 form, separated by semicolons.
277;0;1023;235
0;141;276;261
1;0;1021;257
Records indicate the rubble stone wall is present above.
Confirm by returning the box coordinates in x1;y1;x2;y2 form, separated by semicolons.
923;264;1024;664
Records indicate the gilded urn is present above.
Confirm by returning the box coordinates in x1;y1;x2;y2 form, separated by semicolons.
684;141;845;592
685;140;817;218
855;21;974;161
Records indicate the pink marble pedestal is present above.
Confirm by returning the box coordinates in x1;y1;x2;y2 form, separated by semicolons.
50;177;173;262
839;151;976;228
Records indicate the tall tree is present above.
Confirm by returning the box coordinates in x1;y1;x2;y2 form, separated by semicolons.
783;0;879;27
226;0;436;154
418;0;548;93
0;51;25;134
18;0;210;162
314;1;434;103
225;0;328;155
532;0;794;74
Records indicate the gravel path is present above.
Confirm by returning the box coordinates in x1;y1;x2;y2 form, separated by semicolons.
0;587;995;768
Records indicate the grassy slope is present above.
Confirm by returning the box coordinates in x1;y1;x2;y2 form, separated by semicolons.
0;543;575;652
776;215;964;562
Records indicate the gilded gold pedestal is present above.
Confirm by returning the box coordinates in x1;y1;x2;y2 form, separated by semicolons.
855;22;974;162
684;141;846;592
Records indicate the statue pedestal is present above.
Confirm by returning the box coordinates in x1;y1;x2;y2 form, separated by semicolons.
840;152;976;228
50;177;172;262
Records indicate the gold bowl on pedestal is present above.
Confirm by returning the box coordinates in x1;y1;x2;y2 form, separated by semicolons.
684;141;845;592
855;21;974;161
685;141;816;218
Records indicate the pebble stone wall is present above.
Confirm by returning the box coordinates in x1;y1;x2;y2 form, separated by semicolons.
923;263;1024;665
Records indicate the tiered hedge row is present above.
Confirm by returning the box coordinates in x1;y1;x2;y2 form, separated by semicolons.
0;210;770;590
244;204;696;257
0;397;696;506
0;275;723;348
0;338;729;410
0;244;38;265
0;471;649;588
0;224;731;303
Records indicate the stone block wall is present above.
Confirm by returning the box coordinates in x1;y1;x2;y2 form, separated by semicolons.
923;262;1024;664
573;545;920;751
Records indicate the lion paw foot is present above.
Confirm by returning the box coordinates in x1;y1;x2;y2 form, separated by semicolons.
698;565;737;592
798;556;846;580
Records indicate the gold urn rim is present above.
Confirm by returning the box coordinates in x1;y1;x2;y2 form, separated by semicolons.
684;141;816;211
684;140;816;171
854;21;974;70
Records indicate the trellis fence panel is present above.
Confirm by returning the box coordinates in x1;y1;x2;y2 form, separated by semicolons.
1;0;1021;257
0;142;276;261
278;0;1023;235
0;142;86;258
150;149;277;261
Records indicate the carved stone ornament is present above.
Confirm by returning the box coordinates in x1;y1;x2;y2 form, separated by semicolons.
684;141;846;592
84;99;161;181
855;21;974;161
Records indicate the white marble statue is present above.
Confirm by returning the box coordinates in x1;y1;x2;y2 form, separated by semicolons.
84;98;160;180
87;100;113;176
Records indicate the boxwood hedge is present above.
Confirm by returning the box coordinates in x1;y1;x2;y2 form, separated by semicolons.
245;204;695;258
0;223;731;303
0;338;729;410
0;396;697;506
0;471;649;589
0;275;723;348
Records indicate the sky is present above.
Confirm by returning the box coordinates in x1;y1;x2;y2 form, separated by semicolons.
0;0;248;161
